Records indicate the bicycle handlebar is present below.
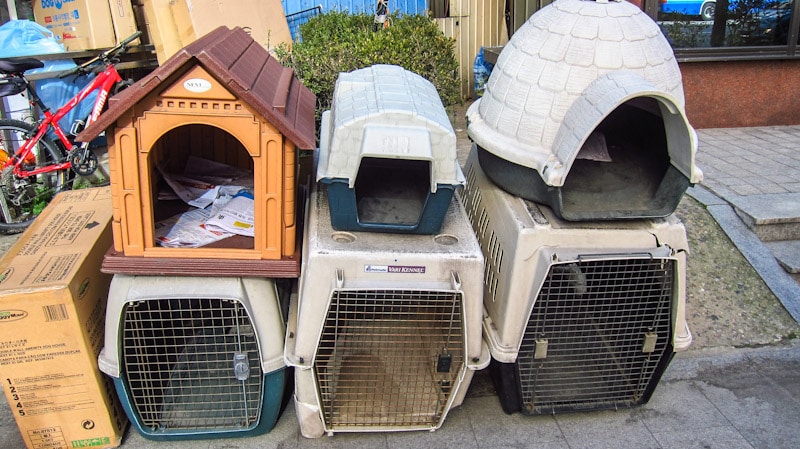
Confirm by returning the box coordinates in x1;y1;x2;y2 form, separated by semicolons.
58;31;142;79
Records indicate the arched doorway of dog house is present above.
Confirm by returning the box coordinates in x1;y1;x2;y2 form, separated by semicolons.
354;157;431;227
561;96;688;220
148;123;255;250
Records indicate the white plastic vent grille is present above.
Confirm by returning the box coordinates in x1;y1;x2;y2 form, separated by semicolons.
315;289;465;429
461;164;502;303
121;298;263;431
517;257;675;414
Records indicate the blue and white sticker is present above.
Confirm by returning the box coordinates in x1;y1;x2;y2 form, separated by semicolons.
365;265;426;274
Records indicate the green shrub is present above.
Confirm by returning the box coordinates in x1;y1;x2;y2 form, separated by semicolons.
276;11;461;129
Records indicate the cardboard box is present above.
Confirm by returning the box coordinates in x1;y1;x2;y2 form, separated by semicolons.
132;2;150;45
34;0;116;51
0;187;127;449
140;0;184;64
142;0;292;63
107;0;140;44
173;0;292;51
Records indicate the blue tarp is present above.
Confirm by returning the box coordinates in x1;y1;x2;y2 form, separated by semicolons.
0;20;96;132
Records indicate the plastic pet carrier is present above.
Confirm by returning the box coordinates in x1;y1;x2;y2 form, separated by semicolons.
466;0;702;221
461;146;692;414
316;64;465;234
284;186;489;437
98;275;288;440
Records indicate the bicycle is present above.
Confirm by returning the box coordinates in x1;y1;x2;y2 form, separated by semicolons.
0;31;141;234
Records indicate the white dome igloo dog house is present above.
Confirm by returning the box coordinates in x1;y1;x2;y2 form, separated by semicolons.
317;64;465;234
467;0;703;221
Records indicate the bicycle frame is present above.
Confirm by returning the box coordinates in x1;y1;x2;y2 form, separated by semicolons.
3;63;122;178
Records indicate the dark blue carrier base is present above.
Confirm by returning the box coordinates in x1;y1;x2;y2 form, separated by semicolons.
321;178;457;235
488;351;675;415
114;368;288;441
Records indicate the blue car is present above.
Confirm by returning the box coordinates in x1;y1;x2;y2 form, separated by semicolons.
745;0;795;44
661;0;717;20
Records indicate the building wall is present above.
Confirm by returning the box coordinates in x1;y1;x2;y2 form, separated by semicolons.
281;0;800;125
680;59;800;129
436;0;508;98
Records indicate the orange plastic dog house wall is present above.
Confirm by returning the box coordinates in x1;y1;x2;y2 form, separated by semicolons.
78;27;316;272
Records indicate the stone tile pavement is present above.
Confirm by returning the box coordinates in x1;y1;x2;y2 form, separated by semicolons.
692;126;800;322
696;127;800;198
3;342;799;449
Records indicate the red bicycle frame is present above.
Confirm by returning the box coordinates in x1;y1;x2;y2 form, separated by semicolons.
4;63;122;178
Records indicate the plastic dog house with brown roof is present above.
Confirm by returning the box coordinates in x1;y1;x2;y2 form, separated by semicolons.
78;26;315;277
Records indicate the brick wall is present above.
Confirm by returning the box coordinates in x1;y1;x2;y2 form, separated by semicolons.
680;59;800;129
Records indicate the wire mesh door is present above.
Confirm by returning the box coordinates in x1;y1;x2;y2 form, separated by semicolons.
314;289;465;429
517;257;676;414
121;298;263;432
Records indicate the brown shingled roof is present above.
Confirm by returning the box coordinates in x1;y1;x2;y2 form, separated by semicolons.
77;26;317;150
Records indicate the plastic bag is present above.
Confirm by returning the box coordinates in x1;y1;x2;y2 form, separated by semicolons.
0;77;26;98
473;47;494;97
34;61;97;135
0;20;96;136
0;20;65;58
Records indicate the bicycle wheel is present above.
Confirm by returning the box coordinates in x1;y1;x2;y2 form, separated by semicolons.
0;119;68;234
